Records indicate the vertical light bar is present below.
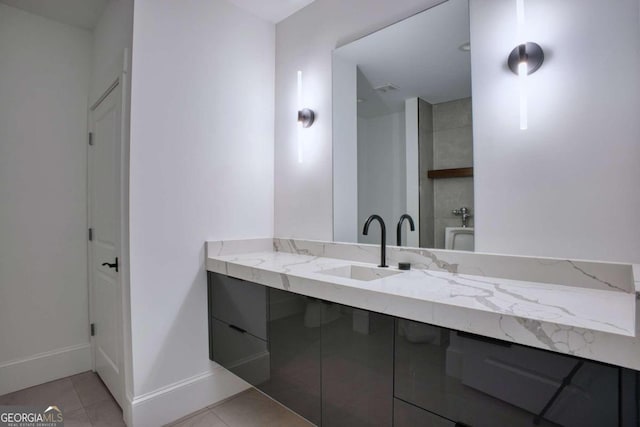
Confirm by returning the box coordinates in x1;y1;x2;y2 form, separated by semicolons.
518;61;528;130
516;0;525;43
297;70;303;163
516;0;527;130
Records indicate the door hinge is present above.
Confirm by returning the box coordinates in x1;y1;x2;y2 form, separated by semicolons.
88;132;94;146
90;323;95;336
88;228;93;241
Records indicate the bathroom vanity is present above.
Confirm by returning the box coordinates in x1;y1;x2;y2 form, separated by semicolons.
203;0;640;424
205;238;640;427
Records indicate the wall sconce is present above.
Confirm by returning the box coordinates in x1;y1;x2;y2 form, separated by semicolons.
507;0;544;130
297;70;315;163
298;108;315;128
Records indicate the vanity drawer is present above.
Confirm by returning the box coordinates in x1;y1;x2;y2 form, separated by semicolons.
394;399;455;427
394;319;620;427
209;272;267;340
211;318;270;386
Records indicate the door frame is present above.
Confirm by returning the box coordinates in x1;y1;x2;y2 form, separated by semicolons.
86;49;131;410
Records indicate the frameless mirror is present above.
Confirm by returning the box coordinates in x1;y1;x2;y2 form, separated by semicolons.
332;0;475;251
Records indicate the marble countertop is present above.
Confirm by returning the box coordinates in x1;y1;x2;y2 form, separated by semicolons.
206;238;640;370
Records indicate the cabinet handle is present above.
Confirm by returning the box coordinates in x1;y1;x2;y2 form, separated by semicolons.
228;324;247;334
457;331;511;348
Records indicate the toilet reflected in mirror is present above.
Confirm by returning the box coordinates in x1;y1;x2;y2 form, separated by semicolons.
445;227;474;251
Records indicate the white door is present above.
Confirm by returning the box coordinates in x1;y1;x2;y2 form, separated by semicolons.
88;81;124;407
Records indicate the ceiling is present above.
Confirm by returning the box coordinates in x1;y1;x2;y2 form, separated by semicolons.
0;0;314;30
226;0;315;23
0;0;108;30
334;0;471;118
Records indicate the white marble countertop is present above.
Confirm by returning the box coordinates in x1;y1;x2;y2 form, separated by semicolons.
206;238;640;370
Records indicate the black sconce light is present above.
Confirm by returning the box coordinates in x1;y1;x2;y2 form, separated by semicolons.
298;108;315;128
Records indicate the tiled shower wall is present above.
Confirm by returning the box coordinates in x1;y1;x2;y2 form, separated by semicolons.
420;98;474;249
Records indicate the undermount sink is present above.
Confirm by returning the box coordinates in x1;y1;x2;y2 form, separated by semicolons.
317;265;402;281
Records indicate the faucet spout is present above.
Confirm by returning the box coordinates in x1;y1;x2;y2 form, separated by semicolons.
363;214;388;268
396;214;415;247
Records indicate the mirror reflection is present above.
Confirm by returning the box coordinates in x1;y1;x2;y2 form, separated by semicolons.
333;0;475;251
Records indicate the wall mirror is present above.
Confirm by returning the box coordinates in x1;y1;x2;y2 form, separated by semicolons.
333;0;474;251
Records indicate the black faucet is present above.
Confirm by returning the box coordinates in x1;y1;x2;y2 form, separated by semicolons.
363;215;388;268
396;214;415;246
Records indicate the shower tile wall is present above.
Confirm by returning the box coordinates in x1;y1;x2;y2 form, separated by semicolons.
420;98;474;249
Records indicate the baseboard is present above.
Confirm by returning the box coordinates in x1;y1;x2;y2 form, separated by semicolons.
128;366;250;427
0;343;92;396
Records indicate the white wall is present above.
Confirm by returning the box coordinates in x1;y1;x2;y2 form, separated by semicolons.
91;0;133;103
0;4;93;395
470;0;640;263
129;0;274;423
274;0;445;240
332;55;358;243
357;112;406;245
404;98;420;247
276;0;640;264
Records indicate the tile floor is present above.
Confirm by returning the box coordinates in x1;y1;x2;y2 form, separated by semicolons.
0;371;123;427
0;372;313;427
169;389;313;427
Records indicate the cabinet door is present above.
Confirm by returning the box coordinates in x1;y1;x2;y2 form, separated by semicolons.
257;289;321;426
321;304;394;427
394;319;621;427
208;273;270;386
393;399;455;427
210;318;270;386
209;273;267;340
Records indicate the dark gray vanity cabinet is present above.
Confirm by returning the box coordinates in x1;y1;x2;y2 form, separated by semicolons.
208;273;640;427
393;398;454;427
207;273;269;386
208;274;322;424
321;305;394;427
257;289;322;426
208;274;394;426
394;319;627;427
